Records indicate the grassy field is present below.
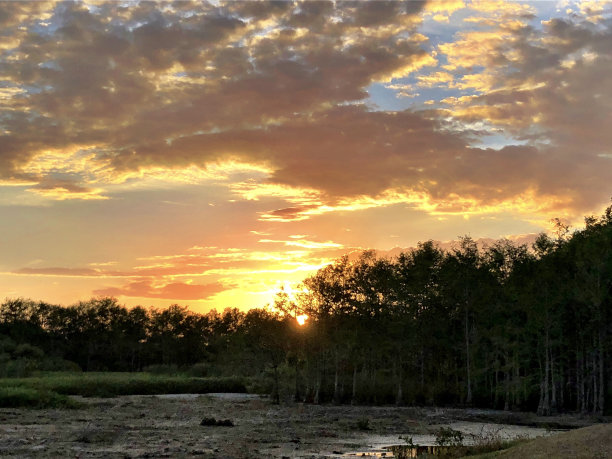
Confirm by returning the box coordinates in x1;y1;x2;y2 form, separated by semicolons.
0;372;247;408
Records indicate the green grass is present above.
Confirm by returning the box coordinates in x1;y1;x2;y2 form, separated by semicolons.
0;386;79;408
0;372;247;398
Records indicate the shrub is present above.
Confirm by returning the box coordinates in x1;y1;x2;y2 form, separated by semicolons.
0;358;39;378
0;373;248;398
435;427;464;447
187;363;209;377
356;417;372;431
142;364;180;375
0;386;78;408
14;343;44;360
37;357;82;373
200;417;234;427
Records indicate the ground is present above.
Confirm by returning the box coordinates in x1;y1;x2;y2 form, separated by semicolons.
0;393;607;458
473;423;612;459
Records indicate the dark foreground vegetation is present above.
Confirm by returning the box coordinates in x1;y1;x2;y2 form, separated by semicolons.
2;207;612;415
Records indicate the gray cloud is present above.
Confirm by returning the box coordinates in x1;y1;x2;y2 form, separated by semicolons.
0;1;610;216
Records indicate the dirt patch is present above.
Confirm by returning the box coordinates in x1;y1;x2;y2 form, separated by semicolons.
0;396;605;458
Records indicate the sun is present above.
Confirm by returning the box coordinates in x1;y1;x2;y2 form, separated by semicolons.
296;314;308;326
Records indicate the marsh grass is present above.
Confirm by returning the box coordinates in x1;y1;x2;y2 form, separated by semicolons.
0;372;247;398
0;386;79;408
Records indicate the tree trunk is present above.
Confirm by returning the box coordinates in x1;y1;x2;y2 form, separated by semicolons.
333;349;341;404
598;326;605;416
538;332;552;417
420;347;425;390
494;367;499;408
351;364;358;405
313;367;321;405
514;359;521;408
551;349;557;412
272;364;280;404
504;369;510;411
294;357;301;402
579;346;586;413
464;306;472;405
396;355;403;406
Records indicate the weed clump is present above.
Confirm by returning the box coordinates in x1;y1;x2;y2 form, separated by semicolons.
200;417;234;427
356;417;372;431
435;427;464;446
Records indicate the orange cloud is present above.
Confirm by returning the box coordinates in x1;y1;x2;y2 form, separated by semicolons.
0;1;610;246
93;280;228;301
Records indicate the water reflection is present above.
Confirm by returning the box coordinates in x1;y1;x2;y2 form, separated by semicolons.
387;444;452;458
341;445;456;458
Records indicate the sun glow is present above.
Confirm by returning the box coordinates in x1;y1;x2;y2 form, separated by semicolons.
296;314;308;326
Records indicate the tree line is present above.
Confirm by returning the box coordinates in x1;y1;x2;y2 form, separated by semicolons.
1;207;612;415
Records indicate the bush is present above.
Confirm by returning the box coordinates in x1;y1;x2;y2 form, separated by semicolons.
356;417;371;431
0;335;16;354
37;357;82;373
435;427;464;447
187;363;209;377
0;386;78;408
0;358;39;378
0;373;248;398
200;417;234;427
142;364;180;375
14;343;44;360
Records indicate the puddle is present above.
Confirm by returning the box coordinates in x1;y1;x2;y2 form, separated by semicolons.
203;393;264;400
333;420;557;458
154;393;263;400
154;393;202;400
340;452;393;457
338;446;454;458
386;445;454;458
338;444;493;458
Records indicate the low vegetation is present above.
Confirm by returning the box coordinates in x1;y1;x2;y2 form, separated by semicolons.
0;386;78;409
0;373;246;403
199;417;234;427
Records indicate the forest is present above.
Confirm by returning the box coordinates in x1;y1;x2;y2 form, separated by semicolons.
2;206;611;416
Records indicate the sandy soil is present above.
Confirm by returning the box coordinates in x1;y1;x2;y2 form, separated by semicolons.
0;394;603;458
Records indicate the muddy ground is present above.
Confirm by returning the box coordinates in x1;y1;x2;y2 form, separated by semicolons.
0;393;605;458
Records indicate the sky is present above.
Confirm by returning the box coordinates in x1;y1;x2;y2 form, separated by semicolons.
0;0;611;312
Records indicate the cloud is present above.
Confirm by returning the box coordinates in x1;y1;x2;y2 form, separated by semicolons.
27;178;107;200
260;205;320;222
0;1;427;177
422;1;612;214
9;236;349;304
0;0;610;220
14;267;101;277
258;238;343;249
93;280;228;301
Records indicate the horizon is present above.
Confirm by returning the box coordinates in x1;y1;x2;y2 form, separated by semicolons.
1;1;611;313
0;230;571;311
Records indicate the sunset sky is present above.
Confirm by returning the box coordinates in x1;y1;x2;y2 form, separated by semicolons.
1;0;611;312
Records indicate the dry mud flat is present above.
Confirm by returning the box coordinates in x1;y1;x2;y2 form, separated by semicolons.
0;394;601;458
